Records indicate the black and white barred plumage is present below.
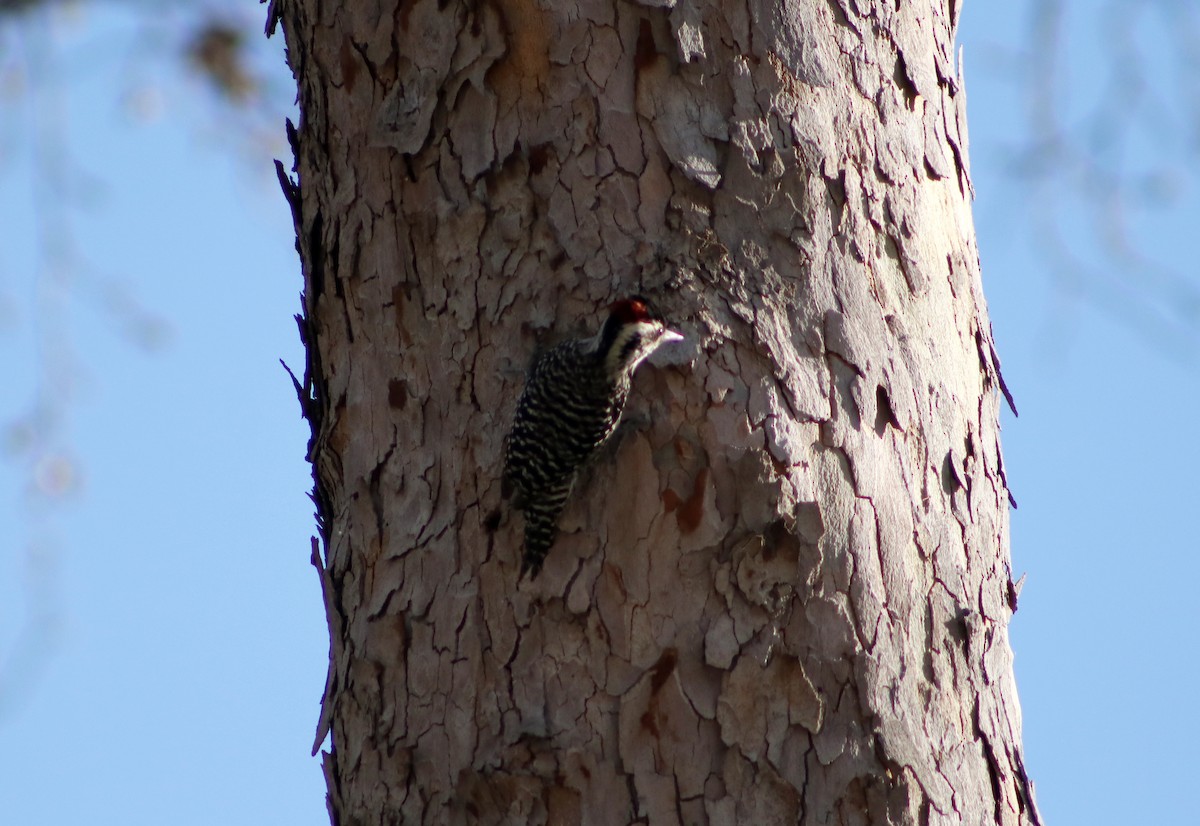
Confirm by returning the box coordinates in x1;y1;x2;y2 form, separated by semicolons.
504;298;683;578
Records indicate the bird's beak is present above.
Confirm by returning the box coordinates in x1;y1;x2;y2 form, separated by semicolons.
661;328;685;344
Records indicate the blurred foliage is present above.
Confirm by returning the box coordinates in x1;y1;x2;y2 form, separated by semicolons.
187;20;255;102
0;0;288;118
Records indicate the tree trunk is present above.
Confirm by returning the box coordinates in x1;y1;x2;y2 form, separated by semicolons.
273;0;1039;824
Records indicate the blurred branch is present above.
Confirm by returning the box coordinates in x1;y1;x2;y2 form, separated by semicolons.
1007;0;1200;356
0;0;291;718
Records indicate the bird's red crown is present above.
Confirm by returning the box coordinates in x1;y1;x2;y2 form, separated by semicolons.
608;296;656;325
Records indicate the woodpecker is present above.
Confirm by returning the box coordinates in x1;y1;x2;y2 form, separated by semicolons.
503;297;685;578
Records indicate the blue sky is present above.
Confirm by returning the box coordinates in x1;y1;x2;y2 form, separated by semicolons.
1;3;1197;824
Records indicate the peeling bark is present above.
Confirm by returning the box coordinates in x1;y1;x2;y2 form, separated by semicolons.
275;0;1039;823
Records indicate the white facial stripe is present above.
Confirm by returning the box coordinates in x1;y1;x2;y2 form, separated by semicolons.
605;321;684;375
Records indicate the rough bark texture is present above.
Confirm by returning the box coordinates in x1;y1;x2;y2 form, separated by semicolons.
273;0;1039;824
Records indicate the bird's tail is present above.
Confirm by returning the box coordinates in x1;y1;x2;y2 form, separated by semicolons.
519;482;573;579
